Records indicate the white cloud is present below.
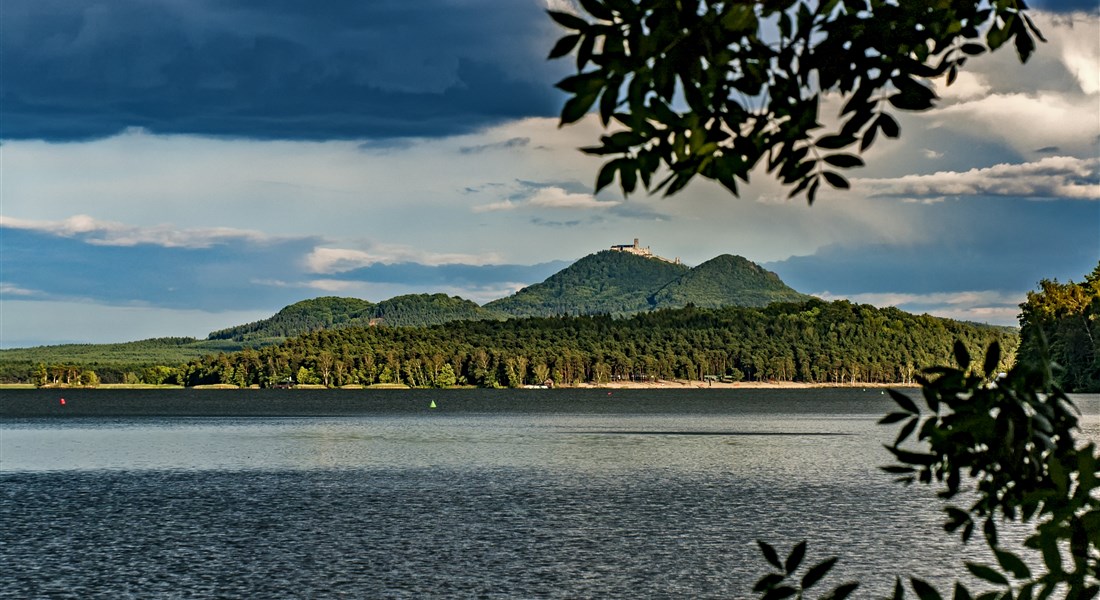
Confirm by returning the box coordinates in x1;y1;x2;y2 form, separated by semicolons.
0;283;38;297
472;200;518;213
815;290;1024;326
0;214;274;248
935;71;992;102
854;156;1100;200
304;244;504;274
306;279;363;293
473;184;619;213
931;92;1099;157
304;247;377;273
1052;12;1100;95
528;186;618;210
920;12;1100;158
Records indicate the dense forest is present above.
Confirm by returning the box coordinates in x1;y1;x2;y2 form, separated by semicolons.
207;294;502;343
0;337;247;386
169;299;1016;389
1017;262;1100;392
483;251;807;318
650;254;810;309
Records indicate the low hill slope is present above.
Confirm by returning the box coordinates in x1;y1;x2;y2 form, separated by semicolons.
372;294;505;326
208;297;376;342
207;294;505;342
651;254;811;309
485;250;690;318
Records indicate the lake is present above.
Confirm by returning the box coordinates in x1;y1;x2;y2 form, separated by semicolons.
2;388;1097;598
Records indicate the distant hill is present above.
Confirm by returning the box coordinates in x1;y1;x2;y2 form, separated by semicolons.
0;244;826;383
651;254;811;309
207;294;504;342
484;250;691;317
208;297;377;342
214;251;814;337
371;294;504;327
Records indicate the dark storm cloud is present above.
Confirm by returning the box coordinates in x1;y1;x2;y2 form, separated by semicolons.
765;197;1100;295
2;0;565;141
1030;0;1099;12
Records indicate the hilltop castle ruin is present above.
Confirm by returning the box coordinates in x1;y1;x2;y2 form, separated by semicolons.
610;238;681;265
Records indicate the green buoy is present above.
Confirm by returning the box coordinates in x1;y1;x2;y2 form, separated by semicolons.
429;400;437;409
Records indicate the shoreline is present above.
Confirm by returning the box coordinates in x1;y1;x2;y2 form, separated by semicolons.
0;380;917;391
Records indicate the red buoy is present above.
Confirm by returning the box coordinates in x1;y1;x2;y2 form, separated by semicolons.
60;398;66;405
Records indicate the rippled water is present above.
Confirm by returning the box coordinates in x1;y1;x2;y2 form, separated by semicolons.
2;389;1097;598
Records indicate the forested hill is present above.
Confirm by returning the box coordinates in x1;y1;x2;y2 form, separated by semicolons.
205;251;809;340
207;295;504;343
176;299;1018;389
483;250;691;317
651;254;810;309
208;297;377;342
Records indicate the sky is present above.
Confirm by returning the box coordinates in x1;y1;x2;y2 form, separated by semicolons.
1;1;1098;348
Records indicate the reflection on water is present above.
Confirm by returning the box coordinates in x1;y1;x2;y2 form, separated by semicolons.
2;389;1097;598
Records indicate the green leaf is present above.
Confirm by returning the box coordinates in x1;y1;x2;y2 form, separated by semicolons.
894;417;918;447
888;389;919;414
881;465;916;474
821;582;860;600
960;43;986;56
994;549;1031;580
823;154;864;169
548;34;582;59
576;32;596;70
785;540;806;575
879;411;912;424
816;134;856;150
911;578;944;600
758;540;783;570
722;5;758;32
877;113;900;138
859;120;879;152
953;340;971;370
983;341;1002;378
547;10;589;31
987;20;1011;50
595;159;620;193
762;586;798;600
800;556;837;589
598;85;619;126
754;573;785;593
965;562;1008;585
1013;19;1036;63
891;577;905;600
560;93;598;125
887;447;935;466
619;159;638;194
952;583;974;600
889;90;934;111
577;0;614;21
822;171;849;190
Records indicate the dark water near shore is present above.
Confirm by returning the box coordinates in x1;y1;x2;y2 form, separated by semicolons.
2;389;1097;598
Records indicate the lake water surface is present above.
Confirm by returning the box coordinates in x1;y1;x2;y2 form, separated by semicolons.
2;388;1097;598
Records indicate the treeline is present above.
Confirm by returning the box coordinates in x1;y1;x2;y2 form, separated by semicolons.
1018;262;1100;392
175;299;1018;388
0;337;246;385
